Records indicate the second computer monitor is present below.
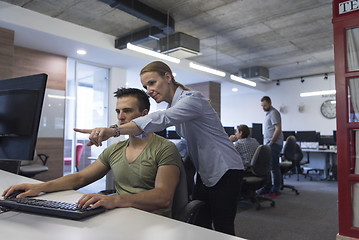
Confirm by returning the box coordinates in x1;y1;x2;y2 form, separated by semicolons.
296;131;318;142
223;126;235;136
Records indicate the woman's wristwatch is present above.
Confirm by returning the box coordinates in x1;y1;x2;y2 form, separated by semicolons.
109;124;121;137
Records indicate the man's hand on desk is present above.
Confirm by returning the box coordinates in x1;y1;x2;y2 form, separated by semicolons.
77;193;122;210
2;183;43;199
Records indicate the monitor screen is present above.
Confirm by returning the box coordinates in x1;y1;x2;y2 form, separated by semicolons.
0;73;47;173
319;135;336;146
295;131;318;142
0;89;39;136
154;129;167;138
223;126;235;136
283;131;296;140
167;130;181;139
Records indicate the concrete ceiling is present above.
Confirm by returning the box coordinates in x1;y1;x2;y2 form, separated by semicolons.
0;0;334;82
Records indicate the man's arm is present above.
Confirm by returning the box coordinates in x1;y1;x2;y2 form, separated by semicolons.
2;160;109;199
270;123;282;145
77;164;180;211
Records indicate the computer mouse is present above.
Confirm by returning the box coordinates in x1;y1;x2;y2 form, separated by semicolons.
5;190;26;200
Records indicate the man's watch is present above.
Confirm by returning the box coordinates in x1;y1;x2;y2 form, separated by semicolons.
110;124;121;137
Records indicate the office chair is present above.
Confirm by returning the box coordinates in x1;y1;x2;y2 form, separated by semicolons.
19;153;49;178
172;160;205;223
182;155;196;200
64;143;84;172
280;136;302;195
240;145;275;210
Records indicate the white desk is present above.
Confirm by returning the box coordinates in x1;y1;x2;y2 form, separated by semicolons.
301;148;337;180
0;170;244;240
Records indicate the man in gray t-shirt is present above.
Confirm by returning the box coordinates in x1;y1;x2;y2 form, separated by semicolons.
258;96;284;198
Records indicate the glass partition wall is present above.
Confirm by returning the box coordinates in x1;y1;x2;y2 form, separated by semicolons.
64;59;109;181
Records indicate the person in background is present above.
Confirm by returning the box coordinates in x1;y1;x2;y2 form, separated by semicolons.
257;96;284;198
3;88;181;217
229;124;260;169
75;61;244;236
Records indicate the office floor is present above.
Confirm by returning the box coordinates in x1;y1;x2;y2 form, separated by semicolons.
235;176;338;240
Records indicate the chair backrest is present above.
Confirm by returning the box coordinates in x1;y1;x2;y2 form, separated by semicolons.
20;150;38;166
75;143;84;166
250;145;272;177
172;161;189;218
171;160;205;224
283;136;303;162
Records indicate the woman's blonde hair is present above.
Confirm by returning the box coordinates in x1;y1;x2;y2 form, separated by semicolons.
140;61;190;90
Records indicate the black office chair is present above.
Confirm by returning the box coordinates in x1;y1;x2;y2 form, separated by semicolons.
172;160;205;223
19;153;49;178
280;136;302;195
182;155;196;200
240;145;275;210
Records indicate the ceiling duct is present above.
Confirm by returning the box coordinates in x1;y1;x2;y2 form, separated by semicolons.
239;66;270;82
99;0;175;49
159;32;200;59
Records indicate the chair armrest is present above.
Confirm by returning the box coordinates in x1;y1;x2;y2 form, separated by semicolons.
37;154;49;165
98;189;117;195
174;200;206;224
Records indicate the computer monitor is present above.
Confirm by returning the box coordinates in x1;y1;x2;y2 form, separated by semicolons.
251;123;263;144
295;131;318;142
154;129;167;138
319;135;336;146
0;73;47;173
223;126;235;136
283;131;296;140
167;130;181;139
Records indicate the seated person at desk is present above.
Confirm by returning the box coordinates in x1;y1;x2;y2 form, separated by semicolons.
229;124;260;168
2;88;181;217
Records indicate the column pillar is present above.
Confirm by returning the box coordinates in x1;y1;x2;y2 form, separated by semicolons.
187;81;221;118
0;27;14;79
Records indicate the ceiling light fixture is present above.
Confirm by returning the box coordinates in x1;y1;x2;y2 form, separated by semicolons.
232;88;238;92
230;74;256;87
300;90;336;97
189;62;226;77
48;94;75;100
77;49;87;55
126;43;180;64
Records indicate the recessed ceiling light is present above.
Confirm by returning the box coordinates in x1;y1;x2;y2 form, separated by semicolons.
77;49;87;55
232;88;238;92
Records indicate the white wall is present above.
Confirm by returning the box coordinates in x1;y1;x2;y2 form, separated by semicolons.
221;73;337;135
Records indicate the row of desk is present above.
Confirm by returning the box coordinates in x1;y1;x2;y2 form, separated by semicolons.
301;148;337;180
0;170;244;240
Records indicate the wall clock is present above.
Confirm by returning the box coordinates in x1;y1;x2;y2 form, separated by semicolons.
320;99;336;119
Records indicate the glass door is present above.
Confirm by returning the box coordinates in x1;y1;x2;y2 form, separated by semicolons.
333;1;359;237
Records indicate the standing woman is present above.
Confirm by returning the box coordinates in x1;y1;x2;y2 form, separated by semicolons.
76;61;244;235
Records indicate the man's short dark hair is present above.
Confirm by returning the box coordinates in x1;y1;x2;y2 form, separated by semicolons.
261;96;271;103
237;124;251;138
114;88;150;111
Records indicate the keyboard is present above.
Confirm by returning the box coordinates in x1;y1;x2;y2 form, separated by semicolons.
0;197;106;220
